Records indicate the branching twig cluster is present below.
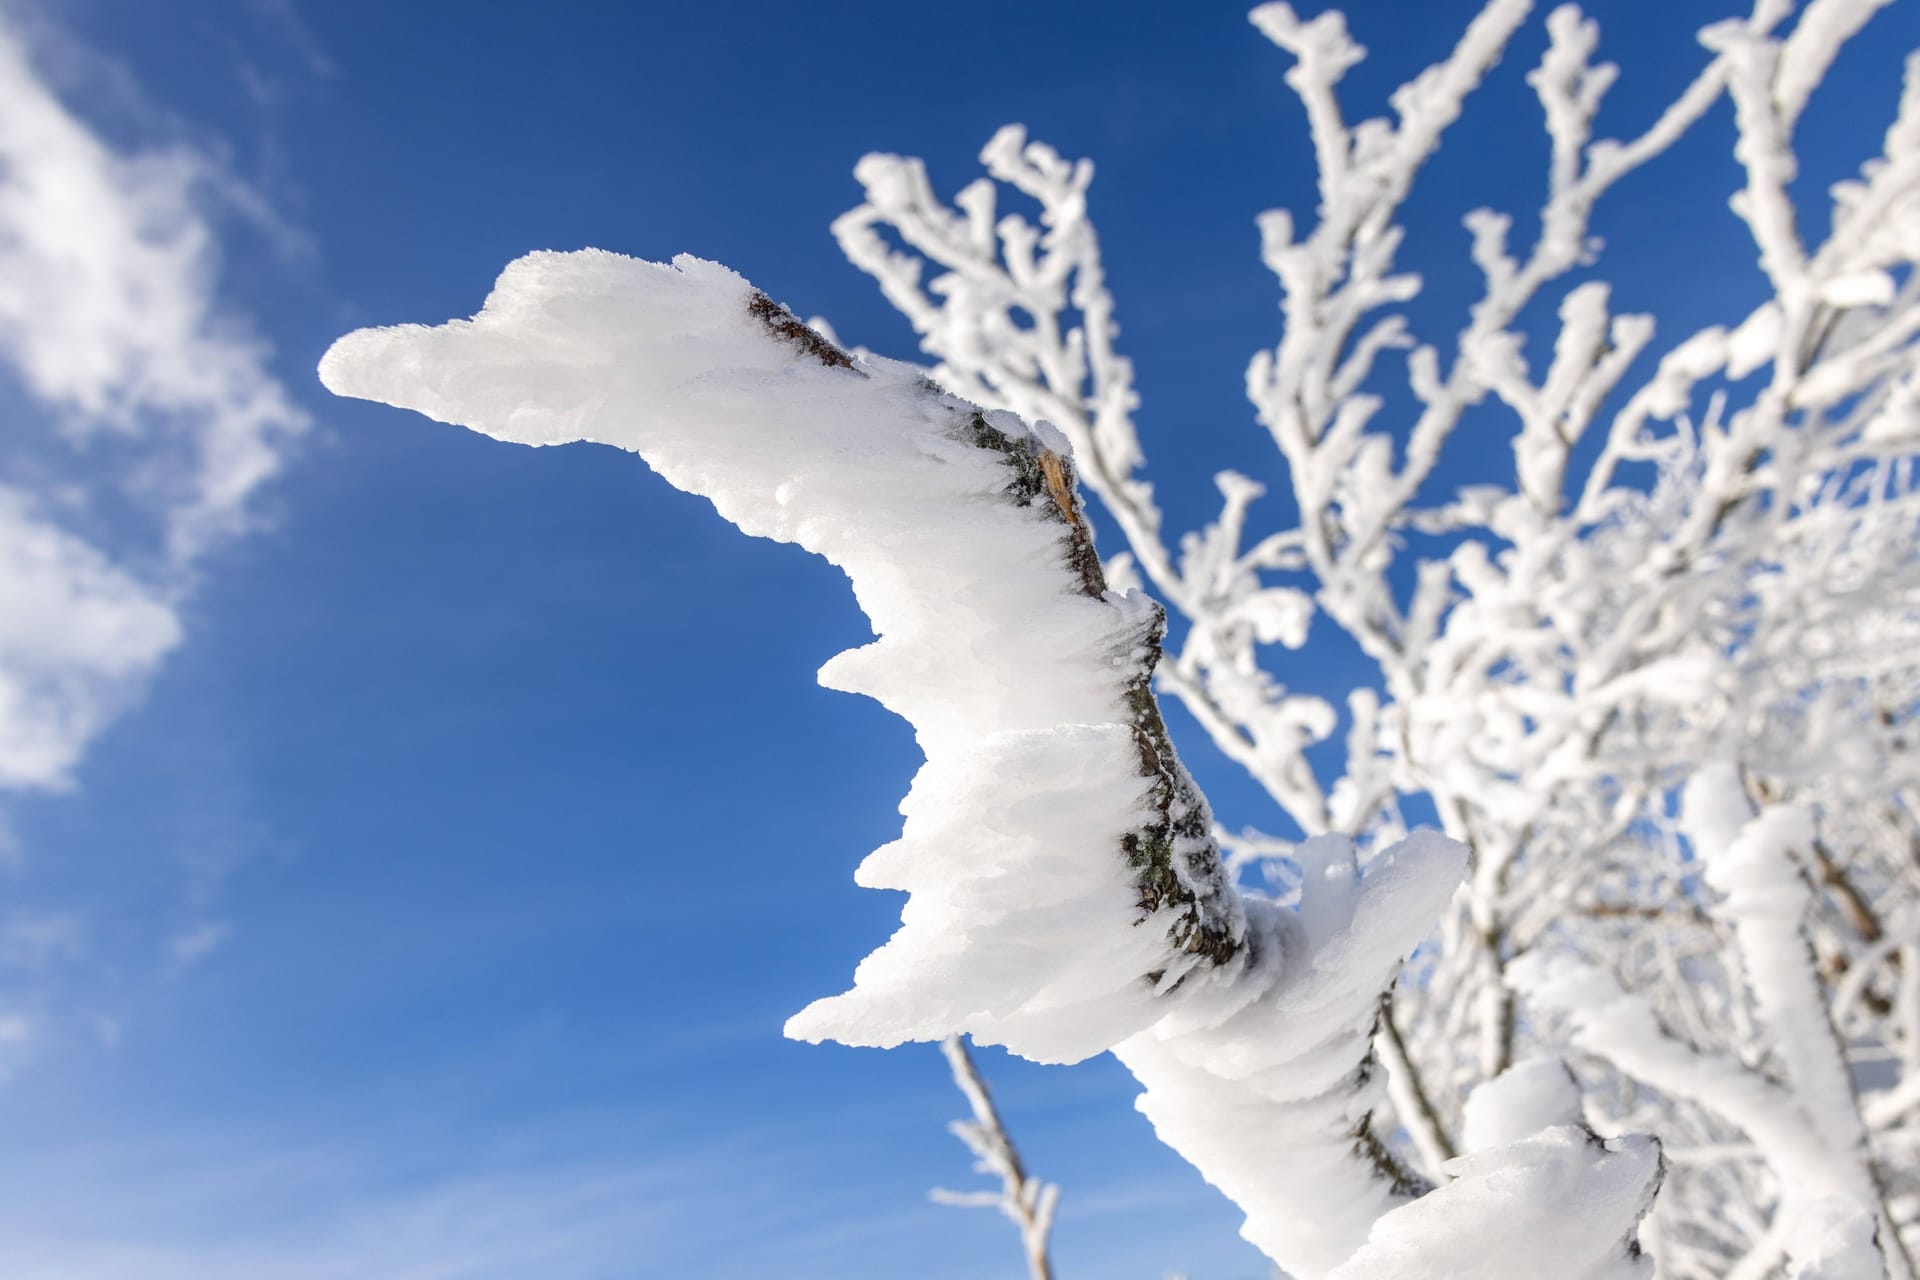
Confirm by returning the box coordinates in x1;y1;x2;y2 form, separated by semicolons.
847;2;1920;1273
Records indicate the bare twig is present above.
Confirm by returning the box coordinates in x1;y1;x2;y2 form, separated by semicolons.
934;1036;1060;1280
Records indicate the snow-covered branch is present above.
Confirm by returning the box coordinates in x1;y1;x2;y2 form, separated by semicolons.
826;0;1920;1270
321;250;1663;1277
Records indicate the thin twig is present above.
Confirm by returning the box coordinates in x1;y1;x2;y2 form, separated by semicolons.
934;1036;1060;1280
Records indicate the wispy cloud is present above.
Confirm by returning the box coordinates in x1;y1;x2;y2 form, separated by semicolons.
0;909;85;970
0;1110;1026;1280
0;1156;692;1280
243;0;338;83
0;487;181;789
164;918;230;971
0;5;306;797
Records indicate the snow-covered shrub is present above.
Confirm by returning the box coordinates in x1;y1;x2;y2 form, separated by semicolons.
324;2;1920;1275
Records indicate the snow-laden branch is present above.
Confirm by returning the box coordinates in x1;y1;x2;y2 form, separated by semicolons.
320;250;1661;1277
1321;1057;1663;1280
1517;952;1906;1280
1683;767;1916;1279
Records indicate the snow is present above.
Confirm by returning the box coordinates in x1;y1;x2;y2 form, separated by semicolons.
1461;1055;1584;1152
1327;1125;1660;1280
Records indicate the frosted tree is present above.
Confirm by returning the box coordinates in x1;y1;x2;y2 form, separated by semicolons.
321;0;1920;1275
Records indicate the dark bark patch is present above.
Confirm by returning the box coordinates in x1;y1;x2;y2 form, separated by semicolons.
747;291;856;370
956;409;1241;969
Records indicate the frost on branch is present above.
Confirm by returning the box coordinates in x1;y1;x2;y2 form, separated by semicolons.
834;0;1920;1271
320;250;1659;1277
933;1036;1059;1280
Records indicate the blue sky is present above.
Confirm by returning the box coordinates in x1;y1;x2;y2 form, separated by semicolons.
1;1;1917;1276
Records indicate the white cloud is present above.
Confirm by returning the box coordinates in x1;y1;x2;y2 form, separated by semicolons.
0;487;180;788
0;909;85;970
165;918;230;970
0;908;83;1080
0;1009;36;1081
0;7;306;795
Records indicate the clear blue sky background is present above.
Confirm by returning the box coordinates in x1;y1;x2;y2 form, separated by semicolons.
2;1;1917;1276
